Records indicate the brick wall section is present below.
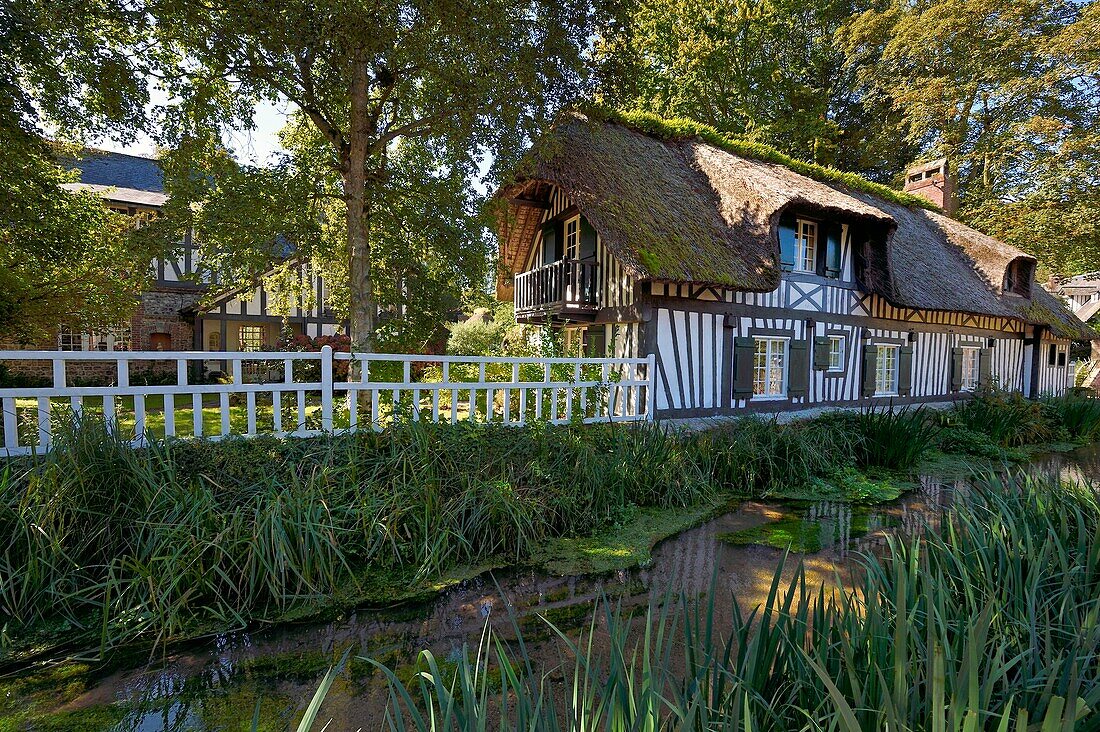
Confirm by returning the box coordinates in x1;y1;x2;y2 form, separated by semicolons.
0;286;202;385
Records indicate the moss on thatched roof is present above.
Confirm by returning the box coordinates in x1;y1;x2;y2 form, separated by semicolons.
496;111;1096;341
593;108;937;211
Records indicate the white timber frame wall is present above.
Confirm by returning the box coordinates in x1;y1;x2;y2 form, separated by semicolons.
197;270;342;354
509;191;1078;417
647;275;1073;417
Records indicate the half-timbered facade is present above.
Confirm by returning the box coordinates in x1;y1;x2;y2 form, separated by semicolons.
1054;273;1100;324
495;115;1095;417
2;149;342;381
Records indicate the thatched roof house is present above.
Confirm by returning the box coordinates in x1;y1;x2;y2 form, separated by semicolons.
498;112;1092;341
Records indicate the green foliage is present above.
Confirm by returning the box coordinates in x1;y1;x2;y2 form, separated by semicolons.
690;416;859;495
446;303;534;357
951;387;1060;447
0;418;712;656
363;473;1100;729
1041;393;1100;441
0;137;155;342
0;0;160;342
848;405;942;470
149;0;599;348
839;0;1099;275
592;0;916;177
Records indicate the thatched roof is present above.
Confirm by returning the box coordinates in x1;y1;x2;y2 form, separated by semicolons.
496;113;1094;340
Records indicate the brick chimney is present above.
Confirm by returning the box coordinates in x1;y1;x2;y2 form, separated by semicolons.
903;158;957;216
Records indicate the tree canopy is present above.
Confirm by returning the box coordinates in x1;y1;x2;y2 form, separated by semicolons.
148;0;600;350
0;0;157;342
595;0;1100;275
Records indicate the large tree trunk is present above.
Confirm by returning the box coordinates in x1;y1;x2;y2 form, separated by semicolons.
346;60;375;354
346;178;374;353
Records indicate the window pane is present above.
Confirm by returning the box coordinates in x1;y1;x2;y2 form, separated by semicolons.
796;220;817;272
828;336;844;371
239;325;265;352
876;345;898;395
752;338;787;397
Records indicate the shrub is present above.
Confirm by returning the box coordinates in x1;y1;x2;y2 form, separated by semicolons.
951;387;1057;447
849;405;941;470
1042;393;1100;441
0;364;49;389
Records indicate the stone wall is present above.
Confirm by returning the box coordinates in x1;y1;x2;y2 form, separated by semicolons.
0;286;202;386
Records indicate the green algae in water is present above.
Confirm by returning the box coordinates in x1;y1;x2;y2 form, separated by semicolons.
0;662;130;732
766;467;914;504
533;498;734;576
719;503;895;554
719;514;826;553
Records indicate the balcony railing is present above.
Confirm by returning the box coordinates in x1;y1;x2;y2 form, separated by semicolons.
514;259;600;315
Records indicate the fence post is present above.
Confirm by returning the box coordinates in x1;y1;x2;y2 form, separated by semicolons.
320;345;333;432
646;353;657;421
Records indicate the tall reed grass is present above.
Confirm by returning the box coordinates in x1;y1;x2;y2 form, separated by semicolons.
0;417;714;653
355;473;1100;730
4;389;1097;657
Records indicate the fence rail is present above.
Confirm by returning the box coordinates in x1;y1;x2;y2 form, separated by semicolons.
0;348;655;457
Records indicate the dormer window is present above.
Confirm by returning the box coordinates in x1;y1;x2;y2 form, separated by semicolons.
1003;257;1034;297
565;215;580;259
794;219;817;273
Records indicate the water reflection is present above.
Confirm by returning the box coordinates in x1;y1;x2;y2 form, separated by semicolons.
17;445;1100;730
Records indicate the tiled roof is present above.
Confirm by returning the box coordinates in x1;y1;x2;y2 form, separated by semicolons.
61;149;164;193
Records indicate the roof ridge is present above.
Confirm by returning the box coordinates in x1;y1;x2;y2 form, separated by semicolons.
75;146;161;162
578;106;938;212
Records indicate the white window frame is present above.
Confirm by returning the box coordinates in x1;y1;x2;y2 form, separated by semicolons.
960;346;981;391
827;335;845;372
238;324;265;352
564;215;580;260
58;324;130;352
794;219;818;273
752;336;789;400
875;343;900;396
57;326;83;351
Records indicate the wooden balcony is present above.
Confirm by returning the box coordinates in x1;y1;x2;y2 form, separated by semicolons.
514;259;600;321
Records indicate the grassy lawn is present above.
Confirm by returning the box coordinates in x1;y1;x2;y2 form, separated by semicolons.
2;391;546;445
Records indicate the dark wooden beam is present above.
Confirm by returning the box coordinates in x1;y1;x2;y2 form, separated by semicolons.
510;197;550;210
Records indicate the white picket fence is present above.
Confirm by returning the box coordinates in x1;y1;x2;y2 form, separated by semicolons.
0;348;656;457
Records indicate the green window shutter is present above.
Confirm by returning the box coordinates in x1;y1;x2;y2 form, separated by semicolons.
579;217;597;260
862;343;878;397
978;348;993;387
950;347;964;391
541;221;558;265
825;225;842;278
789;340;809;397
813;336;831;370
733;337;755;399
778;214;797;271
898;345;914;396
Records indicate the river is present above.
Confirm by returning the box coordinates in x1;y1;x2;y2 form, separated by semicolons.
5;444;1099;730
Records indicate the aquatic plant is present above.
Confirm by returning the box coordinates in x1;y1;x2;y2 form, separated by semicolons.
950;386;1057;447
851;405;941;470
0;417;713;655
1042;393;1100;441
690;416;857;495
353;473;1100;731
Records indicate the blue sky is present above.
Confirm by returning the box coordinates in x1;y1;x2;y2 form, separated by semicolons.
99;98;290;163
